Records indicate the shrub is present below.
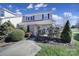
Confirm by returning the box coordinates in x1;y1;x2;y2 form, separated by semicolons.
19;27;27;33
60;20;72;43
5;29;25;42
48;26;54;38
0;21;15;35
48;26;60;38
74;34;79;41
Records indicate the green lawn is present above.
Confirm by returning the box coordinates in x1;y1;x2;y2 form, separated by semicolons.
36;28;79;56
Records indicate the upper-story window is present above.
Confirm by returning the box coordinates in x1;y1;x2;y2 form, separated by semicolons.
27;17;29;20
35;14;42;20
43;13;52;20
22;16;26;22
26;16;33;21
44;14;49;20
31;16;33;20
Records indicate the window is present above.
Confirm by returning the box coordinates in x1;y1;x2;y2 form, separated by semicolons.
35;14;42;20
29;17;31;21
22;16;26;22
31;16;33;21
28;17;29;20
44;14;48;20
25;17;28;21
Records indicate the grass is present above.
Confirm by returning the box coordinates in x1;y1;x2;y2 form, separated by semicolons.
36;43;79;56
36;28;79;56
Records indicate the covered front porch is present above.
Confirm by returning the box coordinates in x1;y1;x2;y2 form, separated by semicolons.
27;24;52;36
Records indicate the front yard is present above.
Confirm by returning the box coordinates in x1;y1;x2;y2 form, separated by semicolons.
36;28;79;56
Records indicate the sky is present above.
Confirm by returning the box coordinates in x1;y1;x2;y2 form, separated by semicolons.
0;3;79;26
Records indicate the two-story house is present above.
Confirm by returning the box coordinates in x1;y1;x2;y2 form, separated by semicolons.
19;11;54;36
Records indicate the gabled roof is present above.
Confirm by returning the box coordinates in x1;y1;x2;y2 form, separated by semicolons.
2;8;17;16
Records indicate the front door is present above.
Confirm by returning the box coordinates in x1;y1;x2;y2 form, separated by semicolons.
28;25;38;36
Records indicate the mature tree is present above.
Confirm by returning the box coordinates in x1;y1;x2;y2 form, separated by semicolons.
5;21;15;28
60;20;72;43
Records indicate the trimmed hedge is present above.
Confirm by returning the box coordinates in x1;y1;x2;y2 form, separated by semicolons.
5;29;25;42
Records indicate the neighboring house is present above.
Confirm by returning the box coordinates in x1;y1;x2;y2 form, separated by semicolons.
0;8;22;27
19;11;55;36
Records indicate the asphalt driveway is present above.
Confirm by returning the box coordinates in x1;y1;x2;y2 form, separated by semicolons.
0;40;41;56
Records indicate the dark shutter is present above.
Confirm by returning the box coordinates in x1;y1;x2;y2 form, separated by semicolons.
48;14;50;19
33;16;34;20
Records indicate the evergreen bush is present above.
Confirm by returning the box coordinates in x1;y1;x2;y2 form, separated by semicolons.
60;20;72;43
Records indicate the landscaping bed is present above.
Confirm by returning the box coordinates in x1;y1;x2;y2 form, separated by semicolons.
36;40;79;56
36;28;79;56
35;36;70;43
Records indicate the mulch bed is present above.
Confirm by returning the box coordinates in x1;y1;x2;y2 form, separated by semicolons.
35;36;70;43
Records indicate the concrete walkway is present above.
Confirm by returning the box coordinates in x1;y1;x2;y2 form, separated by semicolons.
0;40;41;56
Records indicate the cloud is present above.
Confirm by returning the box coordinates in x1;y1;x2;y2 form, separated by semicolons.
35;3;47;10
26;3;48;10
16;9;22;15
52;14;64;25
64;12;72;17
52;12;79;26
69;16;79;25
43;4;48;7
52;14;63;20
8;5;12;8
27;4;33;9
35;3;47;8
63;12;79;25
52;8;56;11
35;8;39;10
